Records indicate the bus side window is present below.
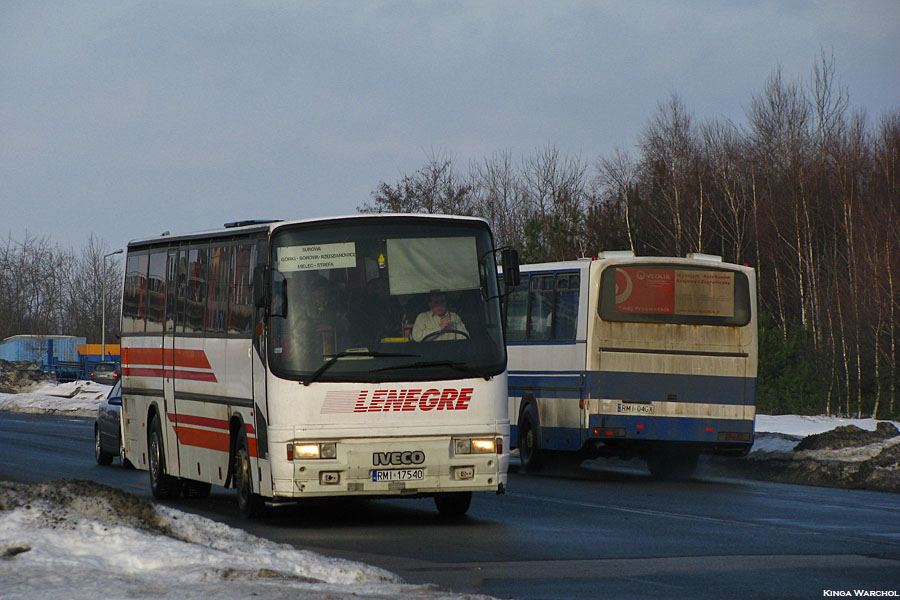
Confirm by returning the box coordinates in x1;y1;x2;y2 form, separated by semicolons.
206;245;233;334
174;248;188;333
229;244;254;335
185;247;208;333
504;276;529;342
146;251;167;333
552;273;579;341
122;253;149;334
527;275;553;342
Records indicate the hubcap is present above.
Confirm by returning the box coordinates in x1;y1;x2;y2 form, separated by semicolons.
150;435;160;479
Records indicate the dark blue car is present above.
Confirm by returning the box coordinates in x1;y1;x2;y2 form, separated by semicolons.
94;380;130;467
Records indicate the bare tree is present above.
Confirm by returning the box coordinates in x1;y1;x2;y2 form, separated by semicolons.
470;149;529;250
359;150;475;216
638;93;702;256
595;147;639;253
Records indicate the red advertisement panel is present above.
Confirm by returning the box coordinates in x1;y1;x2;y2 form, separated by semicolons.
615;267;735;317
615;268;675;314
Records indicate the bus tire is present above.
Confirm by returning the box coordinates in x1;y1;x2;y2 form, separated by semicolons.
518;405;544;472
148;413;180;499
234;429;265;518
94;426;114;466
434;491;472;517
647;446;699;480
182;480;212;499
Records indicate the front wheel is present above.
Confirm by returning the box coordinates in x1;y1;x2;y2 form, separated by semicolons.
434;491;472;517
517;405;544;472
234;429;265;518
148;413;180;499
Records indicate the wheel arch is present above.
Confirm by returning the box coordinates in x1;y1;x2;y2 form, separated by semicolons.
224;413;248;490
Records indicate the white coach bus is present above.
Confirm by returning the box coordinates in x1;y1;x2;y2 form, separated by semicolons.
504;252;756;478
120;214;518;517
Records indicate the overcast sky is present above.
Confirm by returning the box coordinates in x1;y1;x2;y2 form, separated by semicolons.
2;1;898;252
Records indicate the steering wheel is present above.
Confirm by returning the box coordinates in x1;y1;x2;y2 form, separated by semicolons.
420;328;470;342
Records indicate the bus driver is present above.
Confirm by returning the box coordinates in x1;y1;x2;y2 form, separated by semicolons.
411;292;468;341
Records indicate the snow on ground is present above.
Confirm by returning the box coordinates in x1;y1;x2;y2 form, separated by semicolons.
756;413;894;437
0;383;498;600
0;380;111;417
1;384;899;599
0;480;490;600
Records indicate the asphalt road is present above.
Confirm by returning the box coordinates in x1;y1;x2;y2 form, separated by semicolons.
2;411;899;599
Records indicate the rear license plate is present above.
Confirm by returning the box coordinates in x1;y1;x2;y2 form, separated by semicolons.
618;402;653;414
372;468;425;482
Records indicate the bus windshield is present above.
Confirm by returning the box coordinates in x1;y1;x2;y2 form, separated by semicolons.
598;263;752;326
269;218;506;382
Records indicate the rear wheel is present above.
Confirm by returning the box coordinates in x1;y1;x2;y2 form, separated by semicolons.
182;480;212;499
94;426;114;466
234;429;265;518
148;413;180;499
517;405;544;472
434;491;472;517
647;446;699;480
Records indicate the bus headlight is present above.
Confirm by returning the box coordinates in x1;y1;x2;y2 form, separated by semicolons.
291;442;337;460
453;437;497;455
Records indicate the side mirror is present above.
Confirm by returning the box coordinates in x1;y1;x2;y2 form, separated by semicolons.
270;271;288;318
501;247;520;290
253;267;268;309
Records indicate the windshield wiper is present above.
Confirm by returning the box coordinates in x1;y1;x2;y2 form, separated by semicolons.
302;350;420;386
372;360;479;377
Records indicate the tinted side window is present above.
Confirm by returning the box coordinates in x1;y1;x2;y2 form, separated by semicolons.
229;244;254;335
504;276;528;343
122;253;148;334
174;249;188;333
527;275;554;341
206;245;232;333
185;247;208;333
553;273;580;341
146;252;167;333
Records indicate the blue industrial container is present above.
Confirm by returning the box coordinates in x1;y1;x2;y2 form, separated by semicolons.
0;335;86;364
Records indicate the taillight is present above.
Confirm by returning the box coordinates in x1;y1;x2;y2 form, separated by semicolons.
592;427;626;437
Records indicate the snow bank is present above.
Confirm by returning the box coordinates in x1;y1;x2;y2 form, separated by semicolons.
0;380;110;417
0;479;494;600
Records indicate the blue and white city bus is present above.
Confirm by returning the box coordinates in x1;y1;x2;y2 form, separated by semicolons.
504;252;757;478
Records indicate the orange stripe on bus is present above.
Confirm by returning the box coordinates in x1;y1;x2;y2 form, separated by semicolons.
170;415;259;457
174;427;230;453
122;348;212;369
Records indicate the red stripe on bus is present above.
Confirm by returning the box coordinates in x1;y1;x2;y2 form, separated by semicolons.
172;427;259;457
168;413;228;431
122;348;213;369
173;427;231;453
171;369;218;382
122;367;217;383
167;413;258;436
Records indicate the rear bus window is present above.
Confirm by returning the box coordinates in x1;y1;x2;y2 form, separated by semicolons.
598;264;751;326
